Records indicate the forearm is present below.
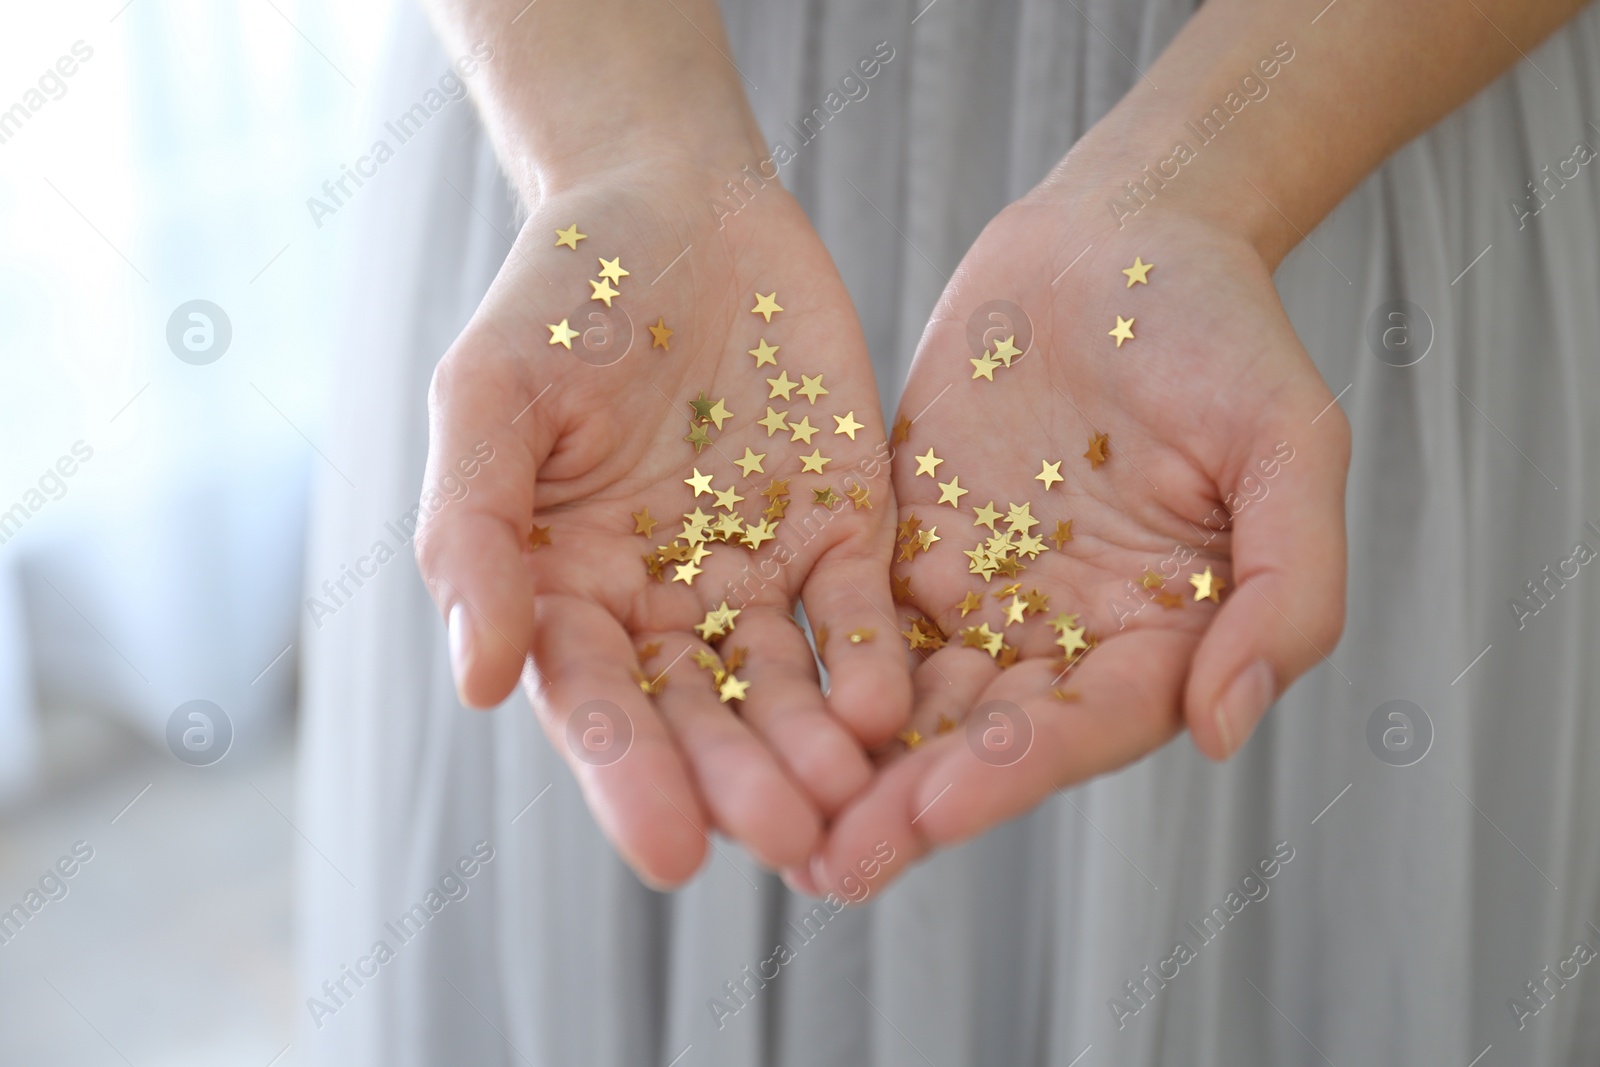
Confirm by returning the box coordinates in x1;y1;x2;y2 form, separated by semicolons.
420;0;765;200
1042;0;1591;265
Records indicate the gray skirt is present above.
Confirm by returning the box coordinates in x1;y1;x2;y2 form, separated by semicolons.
295;1;1600;1063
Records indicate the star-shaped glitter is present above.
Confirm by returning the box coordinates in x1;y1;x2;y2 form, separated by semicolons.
896;514;922;541
554;224;586;249
845;483;871;509
767;371;798;400
751;292;783;322
1085;432;1110;468
1003;597;1027;626
970;354;1000;381
1036;460;1064;490
958;591;983;616
719;675;750;702
685;468;714;496
764;497;789;520
1109;316;1135;347
742;519;777;550
847;628;875;644
633;508;657;537
672;561;702;585
891;574;913;601
735;448;766;477
761;478;790;501
899;729;923;749
633;668;666;696
713;486;744;510
962;623;1004;656
1140;569;1164;590
914;449;943;478
597;256;628;283
902;622;932;650
588;278;620;307
639;642;662;662
684;423;712;452
1190;566;1225;603
1155;591;1185;609
935;714;957;735
748;339;780;367
1004;503;1038;534
937;477;968;508
797;374;828;404
800;450;832;474
688;393;716;423
1050;520;1073;550
705;398;733;430
994;582;1022;599
787;415;819;444
833;411;864;439
915;526;940;551
648;317;672;349
1016;533;1047;559
892;415;912;445
990;335;1021;367
757;407;790;436
1023;589;1049;614
548;319;579;348
527;523;551;549
690;648;722;672
968;501;1000;530
1122;256;1153;286
695;601;741;640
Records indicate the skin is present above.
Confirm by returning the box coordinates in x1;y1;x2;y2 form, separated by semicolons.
417;0;1590;893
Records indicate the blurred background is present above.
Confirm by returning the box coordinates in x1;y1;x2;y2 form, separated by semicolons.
0;2;395;1062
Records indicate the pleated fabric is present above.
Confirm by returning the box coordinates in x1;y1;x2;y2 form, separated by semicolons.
296;1;1600;1064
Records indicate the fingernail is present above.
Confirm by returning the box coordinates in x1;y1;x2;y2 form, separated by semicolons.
1215;659;1274;758
448;602;473;694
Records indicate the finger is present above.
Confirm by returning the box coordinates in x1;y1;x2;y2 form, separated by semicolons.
1185;417;1350;759
415;341;555;708
651;635;824;870
800;549;914;747
727;607;873;815
526;595;707;889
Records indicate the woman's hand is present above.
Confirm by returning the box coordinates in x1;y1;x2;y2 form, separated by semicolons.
414;166;910;886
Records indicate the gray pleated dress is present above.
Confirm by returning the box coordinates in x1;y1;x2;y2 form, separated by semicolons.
295;1;1600;1064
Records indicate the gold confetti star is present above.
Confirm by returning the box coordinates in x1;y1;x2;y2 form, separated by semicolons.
1190;566;1225;603
1140;569;1164;590
800;450;832;474
547;319;579;348
723;646;747;673
751;292;783;322
914;448;944;478
735;448;766;477
1003;597;1027;626
892;415;912;445
713;485;744;510
787;415;819;444
958;591;983;616
1155;591;1185;609
713;513;745;539
990;335;1021;367
694;603;739;641
690;648;722;672
1085;432;1110;469
994;583;1022;600
1004;502;1037;534
915;526;940;551
961;623;1004;657
1109;315;1135;347
633;508;657;537
902;623;931;650
997;643;1020;669
970;501;1002;530
896;515;922;541
527;523;551;549
833;411;864;439
685;468;714;496
719;674;750;702
767;371;798;400
741;519;777;550
761;478;790;501
648;317;673;349
597;256;628;283
937;477;968;508
1050;520;1074;550
639;642;662;662
684;423;712;453
812;487;840;507
845;483;871;509
1122;256;1153;286
848;628;875;644
1016;533;1046;558
935;714;957;735
672;561;702;585
633;668;666;696
706;398;733;430
588;278;620;307
747;338;780;367
970;354;1000;381
764;497;789;520
1036;460;1064;490
757;407;790;436
797;374;829;404
1023;589;1050;614
554;224;585;250
688;393;716;423
891;574;913;601
899;728;923;749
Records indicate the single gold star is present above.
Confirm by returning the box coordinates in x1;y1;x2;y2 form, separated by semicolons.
1016;533;1047;559
899;729;923;749
596;256;628;283
1003;597;1027;626
705;398;733;430
994;582;1022;599
764;497;789;520
1085;432;1110;469
527;523;551;549
767;371;798;401
672;561;702;585
970;354;1000;381
797;374;829;404
547;319;579;348
935;714;957;735
632;508;657;537
735;448;766;477
554;224;586;249
997;643;1020;669
896;514;922;541
748;338;780;367
892;415;912;445
1190;566;1225;603
719;674;750;702
958;591;984;616
742;519;777;550
690;648;722;672
1004;502;1038;534
1036;460;1064;490
688;392;717;423
634;668;666;696
990;335;1021;367
695;602;740;640
970;501;1002;530
891;574;913;601
648;317;673;349
1109;315;1135;348
833;411;864;439
937;477;968;508
1122;256;1153;287
914;448;944;478
800;450;832;474
972;623;1005;656
685;468;714;496
757;407;790;436
713;485;744;510
848;627;875;644
1050;520;1074;550
639;642;662;662
784;415;817;445
1057;623;1089;660
588;278;620;307
684;423;712;453
751;292;783;322
902;623;931;650
915;526;940;551
1023;589;1050;614
845;483;871;509
760;478;790;501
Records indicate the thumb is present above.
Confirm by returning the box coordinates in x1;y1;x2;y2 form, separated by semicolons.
414;344;554;708
1185;408;1351;759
